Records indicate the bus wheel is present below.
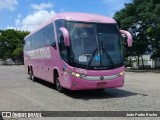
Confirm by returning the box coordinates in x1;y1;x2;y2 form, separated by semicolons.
29;68;36;82
55;77;64;93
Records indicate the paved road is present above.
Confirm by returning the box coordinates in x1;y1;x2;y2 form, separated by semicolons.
0;66;160;120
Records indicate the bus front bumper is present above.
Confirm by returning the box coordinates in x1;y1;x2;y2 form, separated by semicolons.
68;74;124;90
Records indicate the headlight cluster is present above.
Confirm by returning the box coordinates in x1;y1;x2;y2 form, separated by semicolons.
68;71;86;78
118;71;125;76
68;70;125;79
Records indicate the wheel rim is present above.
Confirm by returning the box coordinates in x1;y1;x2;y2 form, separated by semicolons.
56;78;61;91
31;74;34;80
30;69;34;80
29;70;32;80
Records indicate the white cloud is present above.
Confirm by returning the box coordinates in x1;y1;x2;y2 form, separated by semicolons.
15;18;20;26
31;3;53;11
102;0;131;17
7;2;55;31
8;10;56;31
15;14;21;26
22;10;55;26
0;0;18;11
6;26;16;30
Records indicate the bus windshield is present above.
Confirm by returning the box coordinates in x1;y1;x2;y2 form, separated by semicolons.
66;22;124;70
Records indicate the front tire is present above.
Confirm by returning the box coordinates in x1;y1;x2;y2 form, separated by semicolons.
55;77;64;93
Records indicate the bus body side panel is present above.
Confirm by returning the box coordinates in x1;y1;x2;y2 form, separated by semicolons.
24;46;61;83
36;46;54;82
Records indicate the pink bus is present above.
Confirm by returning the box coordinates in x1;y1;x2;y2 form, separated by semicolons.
24;12;132;92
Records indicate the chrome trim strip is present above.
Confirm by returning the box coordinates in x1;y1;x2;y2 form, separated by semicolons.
83;74;120;81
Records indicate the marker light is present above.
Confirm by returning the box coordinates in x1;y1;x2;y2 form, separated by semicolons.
119;71;125;76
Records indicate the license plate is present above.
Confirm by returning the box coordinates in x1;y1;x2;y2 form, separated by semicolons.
97;82;106;87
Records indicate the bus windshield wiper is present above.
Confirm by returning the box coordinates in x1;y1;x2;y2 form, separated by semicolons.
86;48;98;69
99;39;115;67
101;47;115;67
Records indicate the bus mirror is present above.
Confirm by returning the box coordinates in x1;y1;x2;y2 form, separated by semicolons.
120;30;133;47
60;27;70;46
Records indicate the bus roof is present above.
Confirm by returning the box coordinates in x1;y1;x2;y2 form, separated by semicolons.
25;12;116;39
54;12;116;23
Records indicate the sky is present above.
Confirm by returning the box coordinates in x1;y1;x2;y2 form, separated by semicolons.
0;0;132;31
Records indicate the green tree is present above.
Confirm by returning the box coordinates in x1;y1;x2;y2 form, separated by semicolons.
0;29;29;62
0;34;10;60
114;0;160;67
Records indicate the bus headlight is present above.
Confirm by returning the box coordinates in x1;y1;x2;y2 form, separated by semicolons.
68;71;86;78
119;71;125;76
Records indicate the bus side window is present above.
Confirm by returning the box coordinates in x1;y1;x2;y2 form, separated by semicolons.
59;31;67;60
24;38;29;51
28;37;32;50
41;28;46;47
47;23;56;48
55;20;68;61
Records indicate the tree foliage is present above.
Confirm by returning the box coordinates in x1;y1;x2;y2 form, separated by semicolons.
0;29;29;61
114;0;160;66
